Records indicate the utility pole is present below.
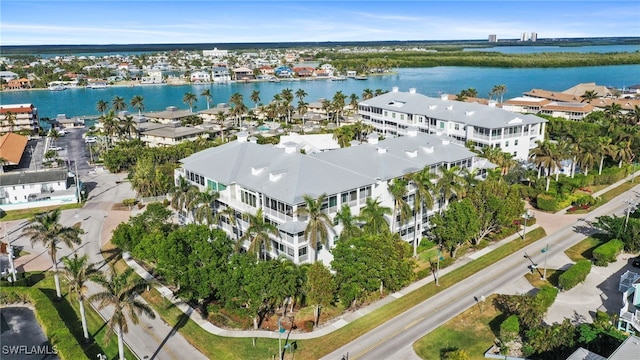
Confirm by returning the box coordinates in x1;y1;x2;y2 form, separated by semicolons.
5;224;17;282
541;244;549;281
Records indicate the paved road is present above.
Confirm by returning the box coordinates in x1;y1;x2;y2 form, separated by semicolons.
321;183;640;360
6;168;207;360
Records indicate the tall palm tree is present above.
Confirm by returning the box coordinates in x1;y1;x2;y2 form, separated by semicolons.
576;140;597;176
388;178;411;233
193;189;220;226
183;92;197;112
130;95;144;116
604;102;623;122
595;136;614;175
332;91;347;126
89;268;156;360
333;126;354;148
239;209;279;260
96;99;109;116
4;110;16;132
171;176;200;223
529;140;562;191
61;253;98;341
348;93;359;115
215;111;227;141
435;165;464;207
362;88;374;100
357;197;391;235
297;194;334;262
100;110;120;147
281;88;294;124
295;88;307;104
580;90;598;103
22;208;83;298
334;204;361;241
611;140;634;168
250;90;261;109
491;84;508;103
406;169;436;256
111;96;127;112
201;89;213;109
119;114;137;139
229;92;247;127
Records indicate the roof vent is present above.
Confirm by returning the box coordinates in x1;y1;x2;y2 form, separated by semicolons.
251;166;265;176
405;149;417;158
377;146;387;154
422;146;434;153
392;86;399;93
269;171;286;182
442;139;450;145
429;105;437;110
236;131;249;142
440;94;449;101
488;101;497;108
283;141;297;154
248;136;258;144
508;117;523;124
407;128;418;137
465;111;475;116
446;105;453;110
409;88;417;94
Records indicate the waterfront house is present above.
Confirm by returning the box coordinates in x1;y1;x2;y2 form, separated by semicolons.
0;103;39;134
212;67;231;83
4;78;32;90
618;270;640;334
232;67;254;81
359;87;547;161
190;71;211;83
139;121;208;147
502;97;595;120
144;106;194;124
175;129;482;264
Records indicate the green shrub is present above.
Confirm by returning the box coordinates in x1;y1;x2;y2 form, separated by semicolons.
536;193;573;212
122;198;137;206
574;195;597;207
592;166;629;185
500;314;520;343
535;285;558;309
592;239;624;266
558;259;592;290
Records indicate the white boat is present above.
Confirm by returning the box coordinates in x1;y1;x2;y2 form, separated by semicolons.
48;85;66;91
330;76;347;81
354;75;368;80
87;83;108;89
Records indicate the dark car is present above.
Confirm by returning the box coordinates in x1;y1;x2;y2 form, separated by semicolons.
632;257;640;268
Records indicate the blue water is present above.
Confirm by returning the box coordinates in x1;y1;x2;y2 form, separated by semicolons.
463;44;640;54
2;65;639;119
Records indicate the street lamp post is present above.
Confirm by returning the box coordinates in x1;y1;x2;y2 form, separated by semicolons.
4;224;17;283
522;209;531;241
541;244;549;281
624;200;636;232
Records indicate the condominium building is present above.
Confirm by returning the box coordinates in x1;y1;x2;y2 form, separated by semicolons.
175;130;483;265
0;103;39;134
358;87;547;161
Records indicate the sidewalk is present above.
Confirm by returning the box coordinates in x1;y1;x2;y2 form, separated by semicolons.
122;170;640;340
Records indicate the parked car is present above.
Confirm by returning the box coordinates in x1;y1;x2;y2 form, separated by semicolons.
50;146;63;151
632;256;640;268
85;137;98;143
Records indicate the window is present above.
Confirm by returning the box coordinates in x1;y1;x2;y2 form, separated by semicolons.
454;124;460;131
505;141;509;147
384;111;388;117
240;190;257;207
514;139;519;146
439;122;445;129
400;114;404;120
359;186;371;200
299;246;307;256
392;113;396;119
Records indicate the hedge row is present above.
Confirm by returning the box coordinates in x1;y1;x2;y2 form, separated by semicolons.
593;239;625;266
558;259;592;290
536;193;574;212
535;284;559;309
0;287;88;360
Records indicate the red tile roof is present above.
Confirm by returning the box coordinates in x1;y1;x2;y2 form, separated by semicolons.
0;133;28;164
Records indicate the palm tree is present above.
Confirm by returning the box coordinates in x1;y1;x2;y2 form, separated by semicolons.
580;90;598;103
281;88;294;124
332;91;347;126
171;176;200;223
4;110;16;132
406;169;436;257
362;88;374;100
229;92;247;127
193;189;220;226
334;205;361;241
201;89;213;109
595;136;614;175
183;92;197;112
111;96;127;112
297;194;334;262
89;268;156;360
119;114;137;139
239;209;279;260
388;178;411;233
576;140;597;176
100;110;120;147
348;93;359;115
295;88;307;104
333;126;354;148
250;90;261;109
22;208;83;298
215;111;227;141
61;253;98;341
435;165;464;207
491;84;507;103
357;197;391;235
96;100;109;116
529;140;562;191
130;95;144;116
626;105;640;126
604;102;623;123
611;140;634;168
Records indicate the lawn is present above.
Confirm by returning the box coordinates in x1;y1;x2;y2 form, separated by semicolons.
0;202;83;221
413;294;502;360
564;236;606;262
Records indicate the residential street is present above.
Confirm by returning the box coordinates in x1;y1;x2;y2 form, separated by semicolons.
6;169;207;360
321;182;640;360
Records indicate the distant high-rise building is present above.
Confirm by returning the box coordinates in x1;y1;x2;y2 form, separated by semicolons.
488;34;497;43
531;32;538;42
520;32;528;42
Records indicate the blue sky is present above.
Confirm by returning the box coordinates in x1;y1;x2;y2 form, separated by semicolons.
2;1;639;45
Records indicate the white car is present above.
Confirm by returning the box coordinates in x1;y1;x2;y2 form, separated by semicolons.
50;146;63;151
85;136;98;143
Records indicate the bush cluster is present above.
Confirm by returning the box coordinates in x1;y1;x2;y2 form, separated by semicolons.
500;314;520;343
558;259;592;290
592;239;624;266
536;193;573;212
535;285;559;309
